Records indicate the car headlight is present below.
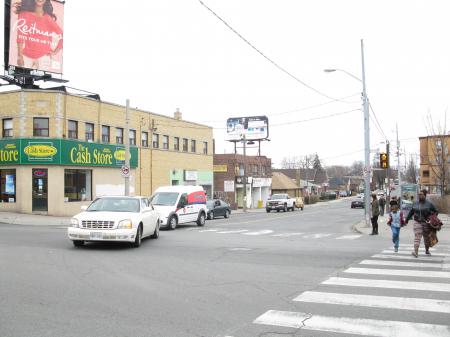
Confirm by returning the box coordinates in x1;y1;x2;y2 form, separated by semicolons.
118;219;133;229
71;218;79;228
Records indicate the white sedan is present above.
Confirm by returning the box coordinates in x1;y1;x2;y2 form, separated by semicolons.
68;196;160;248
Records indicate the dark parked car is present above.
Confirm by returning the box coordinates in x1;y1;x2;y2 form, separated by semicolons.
351;198;364;209
206;199;231;219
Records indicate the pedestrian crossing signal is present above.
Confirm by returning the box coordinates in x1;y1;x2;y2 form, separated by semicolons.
380;152;389;169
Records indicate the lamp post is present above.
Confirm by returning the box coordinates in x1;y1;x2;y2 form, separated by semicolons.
324;39;371;225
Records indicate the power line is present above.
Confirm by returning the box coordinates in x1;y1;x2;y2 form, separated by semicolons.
198;0;352;103
369;102;388;140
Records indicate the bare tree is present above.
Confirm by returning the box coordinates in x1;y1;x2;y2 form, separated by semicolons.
280;156;301;169
326;165;351;178
405;155;418;184
425;113;450;196
349;161;364;176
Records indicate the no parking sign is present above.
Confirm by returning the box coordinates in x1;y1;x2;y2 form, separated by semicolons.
121;165;130;178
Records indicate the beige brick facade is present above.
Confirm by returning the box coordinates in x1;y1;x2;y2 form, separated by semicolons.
0;89;213;216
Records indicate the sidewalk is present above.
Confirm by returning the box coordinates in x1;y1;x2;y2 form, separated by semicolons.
353;214;450;244
0;212;70;226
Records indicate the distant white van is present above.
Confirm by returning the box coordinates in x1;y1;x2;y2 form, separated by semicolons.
149;185;207;230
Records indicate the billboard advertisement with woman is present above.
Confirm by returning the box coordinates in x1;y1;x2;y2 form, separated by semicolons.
9;0;64;74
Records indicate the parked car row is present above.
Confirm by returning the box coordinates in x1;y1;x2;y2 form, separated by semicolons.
67;185;232;248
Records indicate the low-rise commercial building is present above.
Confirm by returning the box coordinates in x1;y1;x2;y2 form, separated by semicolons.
213;154;271;209
419;135;450;194
0;89;213;216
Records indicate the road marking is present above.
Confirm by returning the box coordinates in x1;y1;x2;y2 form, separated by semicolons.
198;229;220;232
293;291;450;313
242;230;274;236
381;250;450;257
228;247;252;251
335;234;362;240
271;232;304;237
301;233;333;239
323;277;450;292
216;229;249;234
344;267;450;279
372;254;445;262
253;310;450;337
360;259;446;269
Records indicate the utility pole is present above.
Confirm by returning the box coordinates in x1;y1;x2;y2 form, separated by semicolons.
386;141;390;195
242;134;247;212
361;39;371;224
124;99;130;196
396;123;401;187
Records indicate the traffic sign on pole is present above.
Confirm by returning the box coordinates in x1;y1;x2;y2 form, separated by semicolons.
121;165;130;178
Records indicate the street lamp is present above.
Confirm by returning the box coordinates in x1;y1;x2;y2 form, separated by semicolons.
324;39;371;225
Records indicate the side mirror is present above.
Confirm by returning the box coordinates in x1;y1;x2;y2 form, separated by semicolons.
81;205;88;211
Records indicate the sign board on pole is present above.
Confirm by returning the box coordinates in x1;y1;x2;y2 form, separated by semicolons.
226;116;269;141
121;165;130;178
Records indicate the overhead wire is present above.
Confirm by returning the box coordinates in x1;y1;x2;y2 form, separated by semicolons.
198;0;353;103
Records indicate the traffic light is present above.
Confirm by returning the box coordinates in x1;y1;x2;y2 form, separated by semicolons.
380;152;389;169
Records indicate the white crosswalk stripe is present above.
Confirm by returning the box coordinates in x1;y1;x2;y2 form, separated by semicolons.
250;246;450;336
293;291;450;313
335;234;362;239
253;310;450;337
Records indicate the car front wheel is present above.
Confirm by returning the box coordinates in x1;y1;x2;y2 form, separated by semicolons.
168;216;177;230
207;211;214;220
150;221;160;239
224;210;230;218
72;240;84;247
133;225;142;248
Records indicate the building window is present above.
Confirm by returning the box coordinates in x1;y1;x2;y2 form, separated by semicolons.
252;165;259;175
174;137;180;151
102;125;110;143
203;141;208;155
116;127;123;144
68;120;78;139
33;117;49;137
191;139;196;153
261;166;266;176
142;132;148;147
182;138;188;152
152;133;159;148
85;123;94;141
423;170;430;177
64;169;92;202
0;169;16;203
239;164;244;176
162;135;169;150
2;119;13;138
130;130;136;145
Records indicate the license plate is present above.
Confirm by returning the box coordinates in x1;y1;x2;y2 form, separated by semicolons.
90;232;103;240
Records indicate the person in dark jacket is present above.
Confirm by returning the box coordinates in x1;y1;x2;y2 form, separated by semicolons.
370;194;380;235
379;195;386;216
406;189;437;257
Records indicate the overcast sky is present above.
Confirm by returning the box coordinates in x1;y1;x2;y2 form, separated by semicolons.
2;0;449;168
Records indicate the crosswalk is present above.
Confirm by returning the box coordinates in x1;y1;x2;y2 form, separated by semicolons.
252;244;450;337
187;227;363;240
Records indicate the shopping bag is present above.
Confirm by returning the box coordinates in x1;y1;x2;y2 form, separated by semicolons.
429;230;438;247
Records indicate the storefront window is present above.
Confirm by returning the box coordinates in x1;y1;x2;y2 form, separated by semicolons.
64;169;92;202
0;169;16;203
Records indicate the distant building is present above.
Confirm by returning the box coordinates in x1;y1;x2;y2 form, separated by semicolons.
213;154;272;209
419;135;450;194
271;172;301;197
272;168;328;195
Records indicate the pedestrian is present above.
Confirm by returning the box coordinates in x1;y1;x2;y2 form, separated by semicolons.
370;193;380;235
387;201;405;252
379;195;386;216
406;189;438;257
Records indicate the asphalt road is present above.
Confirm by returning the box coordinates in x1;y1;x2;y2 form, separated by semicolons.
1;198;449;337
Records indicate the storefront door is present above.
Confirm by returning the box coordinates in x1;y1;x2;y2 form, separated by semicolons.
32;169;48;212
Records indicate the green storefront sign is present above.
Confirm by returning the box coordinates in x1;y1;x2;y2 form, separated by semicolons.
0;139;138;167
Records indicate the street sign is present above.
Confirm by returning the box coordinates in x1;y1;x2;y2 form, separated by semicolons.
121;165;130;178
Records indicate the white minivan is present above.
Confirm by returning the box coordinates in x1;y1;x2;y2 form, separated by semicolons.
150;185;207;230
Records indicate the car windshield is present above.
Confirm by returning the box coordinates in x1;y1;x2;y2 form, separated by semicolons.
150;192;179;206
271;194;286;199
87;198;140;213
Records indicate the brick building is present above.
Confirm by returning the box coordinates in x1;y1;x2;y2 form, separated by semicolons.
0;89;213;216
213;154;271;209
419;135;450;194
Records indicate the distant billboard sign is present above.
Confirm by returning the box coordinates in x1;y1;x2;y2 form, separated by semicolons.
8;0;64;74
226;116;269;141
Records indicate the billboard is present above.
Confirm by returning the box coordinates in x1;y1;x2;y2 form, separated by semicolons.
8;0;64;74
226;116;269;141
